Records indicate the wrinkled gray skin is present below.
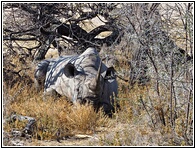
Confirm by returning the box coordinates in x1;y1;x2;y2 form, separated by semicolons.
34;47;118;116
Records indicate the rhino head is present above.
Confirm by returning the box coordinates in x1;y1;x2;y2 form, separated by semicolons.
64;59;103;107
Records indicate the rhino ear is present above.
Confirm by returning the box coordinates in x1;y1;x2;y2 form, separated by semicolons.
105;67;116;77
64;63;78;78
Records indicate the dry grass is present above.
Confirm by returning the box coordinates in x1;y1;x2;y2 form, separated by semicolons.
4;80;158;145
3;51;192;146
4;83;109;141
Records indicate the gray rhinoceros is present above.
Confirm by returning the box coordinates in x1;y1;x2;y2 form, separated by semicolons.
34;47;118;116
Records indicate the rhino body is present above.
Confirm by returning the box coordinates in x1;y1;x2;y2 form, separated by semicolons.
34;47;118;116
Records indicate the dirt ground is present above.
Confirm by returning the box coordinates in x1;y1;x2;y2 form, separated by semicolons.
4;122;166;147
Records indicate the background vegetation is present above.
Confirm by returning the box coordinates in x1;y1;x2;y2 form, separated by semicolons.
3;3;193;146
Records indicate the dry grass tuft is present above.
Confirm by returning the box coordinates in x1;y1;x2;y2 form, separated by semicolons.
4;83;109;141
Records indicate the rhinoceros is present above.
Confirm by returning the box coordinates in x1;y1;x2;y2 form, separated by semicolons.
34;47;118;116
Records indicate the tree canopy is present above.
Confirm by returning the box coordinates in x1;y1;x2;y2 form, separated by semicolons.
3;3;123;60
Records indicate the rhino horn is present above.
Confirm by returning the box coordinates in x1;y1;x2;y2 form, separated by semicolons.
90;60;102;92
96;60;102;89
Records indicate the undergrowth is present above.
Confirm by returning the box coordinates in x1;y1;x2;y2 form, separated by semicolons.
3;49;193;146
3;82;109;141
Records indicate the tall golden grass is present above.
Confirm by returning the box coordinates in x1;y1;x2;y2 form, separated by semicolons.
4;81;110;141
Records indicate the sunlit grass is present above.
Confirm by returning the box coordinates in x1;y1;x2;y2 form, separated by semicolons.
4;82;109;140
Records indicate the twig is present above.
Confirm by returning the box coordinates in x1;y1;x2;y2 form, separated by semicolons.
139;96;156;128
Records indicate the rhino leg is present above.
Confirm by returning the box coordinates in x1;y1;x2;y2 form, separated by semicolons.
34;60;51;92
34;78;42;92
34;71;47;92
